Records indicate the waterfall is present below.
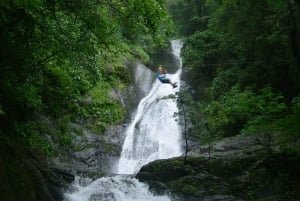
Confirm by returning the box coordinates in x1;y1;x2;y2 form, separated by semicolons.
132;63;155;100
64;40;184;201
116;41;183;175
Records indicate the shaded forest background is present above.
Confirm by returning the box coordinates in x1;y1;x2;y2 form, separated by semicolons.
162;1;300;200
0;0;300;200
168;0;300;154
0;0;172;154
0;1;172;200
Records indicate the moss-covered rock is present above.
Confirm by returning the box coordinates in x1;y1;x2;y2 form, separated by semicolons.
136;157;241;200
136;136;300;201
137;158;194;182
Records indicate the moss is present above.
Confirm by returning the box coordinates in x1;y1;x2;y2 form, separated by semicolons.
169;177;201;196
167;172;231;198
103;142;114;152
180;184;198;195
71;127;84;136
74;80;127;134
15;120;56;157
137;150;300;201
137;158;194;182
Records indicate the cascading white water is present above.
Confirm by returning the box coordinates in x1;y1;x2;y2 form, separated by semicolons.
132;63;155;99
64;40;183;201
64;175;171;201
116;56;183;174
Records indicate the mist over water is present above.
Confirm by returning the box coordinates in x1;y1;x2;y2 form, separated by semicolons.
64;40;184;201
132;63;155;99
65;175;171;201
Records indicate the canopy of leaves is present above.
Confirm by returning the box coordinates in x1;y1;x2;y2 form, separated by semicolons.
0;0;172;118
0;0;173;149
169;0;300;147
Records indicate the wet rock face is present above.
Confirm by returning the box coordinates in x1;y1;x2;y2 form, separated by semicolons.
188;135;261;159
136;157;245;201
49;123;126;178
48;63;156;178
136;135;300;201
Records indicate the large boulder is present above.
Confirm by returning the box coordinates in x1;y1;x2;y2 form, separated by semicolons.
136;157;244;201
48;123;126;178
136;135;300;201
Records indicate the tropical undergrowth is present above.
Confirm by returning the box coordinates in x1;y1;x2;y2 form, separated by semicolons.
168;0;300;155
0;0;173;157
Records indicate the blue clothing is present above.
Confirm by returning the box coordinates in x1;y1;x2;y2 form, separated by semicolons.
156;72;170;83
156;72;165;79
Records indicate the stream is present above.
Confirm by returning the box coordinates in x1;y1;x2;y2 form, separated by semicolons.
64;40;184;201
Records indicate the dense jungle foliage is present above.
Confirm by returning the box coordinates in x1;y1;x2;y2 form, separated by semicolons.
0;0;299;200
0;0;172;154
168;0;300;153
165;1;300;200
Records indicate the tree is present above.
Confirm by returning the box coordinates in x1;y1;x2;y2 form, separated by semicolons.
0;0;174;151
169;0;300;150
0;0;172;121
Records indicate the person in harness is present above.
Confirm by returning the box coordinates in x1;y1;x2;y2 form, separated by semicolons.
156;65;177;88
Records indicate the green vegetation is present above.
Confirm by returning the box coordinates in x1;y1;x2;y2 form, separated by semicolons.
0;1;173;200
0;0;172;154
166;1;300;200
1;0;300;200
137;151;300;201
168;0;300;150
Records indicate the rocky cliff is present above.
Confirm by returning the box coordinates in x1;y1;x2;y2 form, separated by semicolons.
136;135;300;201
